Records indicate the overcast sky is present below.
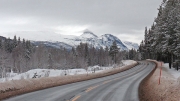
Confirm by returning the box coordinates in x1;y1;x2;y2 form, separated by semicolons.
0;0;162;44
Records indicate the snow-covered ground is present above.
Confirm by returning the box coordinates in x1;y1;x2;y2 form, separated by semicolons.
163;63;180;79
0;60;136;83
122;60;137;65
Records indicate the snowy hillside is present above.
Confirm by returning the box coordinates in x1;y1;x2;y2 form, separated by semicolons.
32;41;73;50
1;30;139;50
123;41;139;50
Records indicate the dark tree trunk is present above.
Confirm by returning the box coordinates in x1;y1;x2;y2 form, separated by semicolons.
176;62;178;71
169;61;171;69
168;53;172;69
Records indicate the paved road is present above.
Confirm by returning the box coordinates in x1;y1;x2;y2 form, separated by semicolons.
4;61;155;101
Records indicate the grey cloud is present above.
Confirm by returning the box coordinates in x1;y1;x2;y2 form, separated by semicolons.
0;0;162;43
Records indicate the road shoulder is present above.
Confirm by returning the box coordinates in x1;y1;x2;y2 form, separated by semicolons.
139;60;180;101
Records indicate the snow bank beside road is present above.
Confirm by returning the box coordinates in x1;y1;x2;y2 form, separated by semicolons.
0;67;112;83
122;60;136;65
0;60;135;83
0;69;87;82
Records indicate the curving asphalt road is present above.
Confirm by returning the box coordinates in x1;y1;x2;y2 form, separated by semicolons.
4;61;155;101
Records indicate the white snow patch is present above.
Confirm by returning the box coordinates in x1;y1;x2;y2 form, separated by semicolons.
122;60;136;65
0;60;136;83
163;63;180;79
0;67;114;82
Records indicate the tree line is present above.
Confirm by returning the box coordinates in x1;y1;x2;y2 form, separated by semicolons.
139;0;180;68
0;36;133;78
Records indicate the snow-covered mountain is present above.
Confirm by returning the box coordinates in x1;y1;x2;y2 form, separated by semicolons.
0;30;139;50
122;41;139;50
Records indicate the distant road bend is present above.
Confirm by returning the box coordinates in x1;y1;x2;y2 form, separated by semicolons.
4;61;155;101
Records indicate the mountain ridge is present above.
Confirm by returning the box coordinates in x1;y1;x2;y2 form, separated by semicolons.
0;31;139;50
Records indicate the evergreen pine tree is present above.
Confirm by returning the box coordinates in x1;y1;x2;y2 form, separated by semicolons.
18;37;21;45
48;53;53;69
109;41;119;64
13;35;17;49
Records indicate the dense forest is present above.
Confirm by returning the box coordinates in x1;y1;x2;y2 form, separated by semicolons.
0;35;138;78
139;0;180;68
